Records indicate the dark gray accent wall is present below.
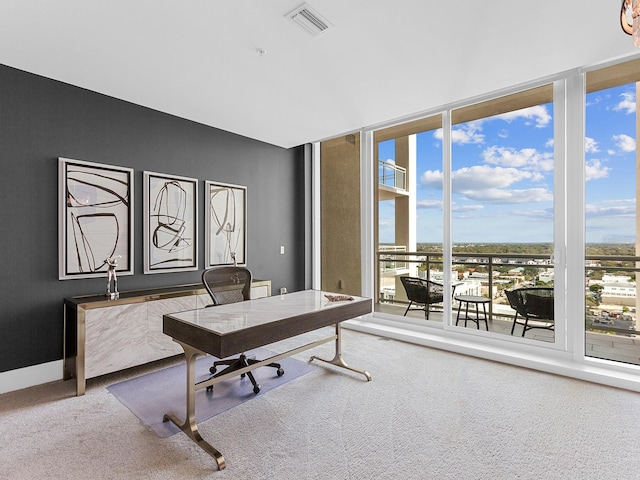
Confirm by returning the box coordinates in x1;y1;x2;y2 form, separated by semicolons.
0;64;309;373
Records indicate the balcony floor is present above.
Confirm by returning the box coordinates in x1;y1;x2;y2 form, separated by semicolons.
375;302;640;366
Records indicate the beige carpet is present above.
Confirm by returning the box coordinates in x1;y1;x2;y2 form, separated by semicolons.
2;327;640;480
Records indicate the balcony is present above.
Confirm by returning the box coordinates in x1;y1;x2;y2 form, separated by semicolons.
378;160;408;201
375;249;640;366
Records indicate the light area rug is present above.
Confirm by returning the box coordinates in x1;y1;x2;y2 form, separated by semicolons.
107;348;314;438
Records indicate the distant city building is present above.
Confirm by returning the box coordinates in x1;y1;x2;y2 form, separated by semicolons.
538;268;554;284
600;281;636;306
602;273;633;284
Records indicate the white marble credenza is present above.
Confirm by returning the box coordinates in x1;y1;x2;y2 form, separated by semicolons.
63;280;271;396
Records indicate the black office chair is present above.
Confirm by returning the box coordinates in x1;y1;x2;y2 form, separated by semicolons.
505;287;554;337
202;266;284;394
400;276;445;320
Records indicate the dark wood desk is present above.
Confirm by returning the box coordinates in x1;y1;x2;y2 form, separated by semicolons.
162;290;372;470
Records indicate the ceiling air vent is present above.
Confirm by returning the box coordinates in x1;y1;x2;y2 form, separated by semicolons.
286;3;334;37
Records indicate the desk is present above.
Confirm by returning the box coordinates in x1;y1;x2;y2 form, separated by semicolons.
162;290;372;470
454;295;490;330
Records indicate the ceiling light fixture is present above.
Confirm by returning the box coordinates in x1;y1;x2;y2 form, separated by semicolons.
621;0;640;46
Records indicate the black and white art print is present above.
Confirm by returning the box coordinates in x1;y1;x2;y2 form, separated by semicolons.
143;171;198;274
205;180;247;267
59;157;134;280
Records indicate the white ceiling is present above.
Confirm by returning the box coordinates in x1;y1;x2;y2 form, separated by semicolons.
0;1;637;148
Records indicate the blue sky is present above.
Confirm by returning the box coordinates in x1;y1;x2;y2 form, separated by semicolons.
378;84;636;245
585;85;636;244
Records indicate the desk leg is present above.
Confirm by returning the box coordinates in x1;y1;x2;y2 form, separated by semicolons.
309;323;372;381
163;342;226;471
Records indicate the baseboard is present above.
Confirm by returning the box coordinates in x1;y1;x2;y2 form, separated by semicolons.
0;360;63;394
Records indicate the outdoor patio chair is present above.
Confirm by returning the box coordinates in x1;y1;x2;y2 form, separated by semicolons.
202;266;284;394
505;287;554;337
400;276;445;320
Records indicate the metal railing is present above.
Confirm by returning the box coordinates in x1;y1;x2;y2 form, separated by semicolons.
585;254;640;335
379;245;407;272
378;160;406;191
376;250;554;320
376;249;640;334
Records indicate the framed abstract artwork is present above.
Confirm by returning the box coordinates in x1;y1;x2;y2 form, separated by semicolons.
143;171;198;274
205;180;247;267
58;157;134;280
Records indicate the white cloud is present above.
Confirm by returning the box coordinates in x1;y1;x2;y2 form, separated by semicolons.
421;165;552;204
586;199;635;218
585;137;599;153
432;105;550;146
382;158;396;165
463;187;552;204
452;204;484;212
416;199;442;209
613;92;636;114
494;105;552;128
482;146;553;172
453;166;533;192
612;133;636;152
585;159;610;181
420;170;443;189
434;121;485;145
511;208;554;220
421;165;535;192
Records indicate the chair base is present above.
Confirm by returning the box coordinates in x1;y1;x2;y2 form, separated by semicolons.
206;354;284;394
403;301;435;319
511;318;555;337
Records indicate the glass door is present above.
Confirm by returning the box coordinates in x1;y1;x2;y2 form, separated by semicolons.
584;60;640;365
449;85;558;342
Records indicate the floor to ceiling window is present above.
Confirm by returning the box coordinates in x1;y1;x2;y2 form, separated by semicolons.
374;116;443;319
450;86;556;342
585;59;640;366
373;87;560;345
322;55;640;391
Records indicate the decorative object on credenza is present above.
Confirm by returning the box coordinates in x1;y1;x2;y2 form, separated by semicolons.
58;157;134;280
621;0;640;46
105;256;120;299
143;171;198;274
205;180;247;267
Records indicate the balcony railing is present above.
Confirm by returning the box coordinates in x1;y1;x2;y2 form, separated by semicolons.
376;249;640;330
378;160;406;191
375;248;640;365
585;254;640;336
376;250;555;321
379;245;407;273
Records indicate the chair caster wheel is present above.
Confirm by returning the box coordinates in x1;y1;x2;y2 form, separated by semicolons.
206;385;213;392
253;385;261;394
209;366;217;374
276;368;285;377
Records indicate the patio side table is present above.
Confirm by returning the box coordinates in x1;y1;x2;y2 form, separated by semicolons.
455;295;490;330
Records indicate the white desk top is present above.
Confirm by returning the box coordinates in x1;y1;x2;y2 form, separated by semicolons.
164;290;367;335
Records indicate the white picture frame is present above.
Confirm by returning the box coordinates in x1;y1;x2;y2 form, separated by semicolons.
58;157;134;280
205;180;247;267
143;171;198;274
